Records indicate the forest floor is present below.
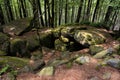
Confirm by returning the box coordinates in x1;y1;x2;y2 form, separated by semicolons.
16;49;120;80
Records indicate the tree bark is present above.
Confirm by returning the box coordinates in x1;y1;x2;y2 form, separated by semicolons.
92;0;100;22
58;0;63;25
104;0;113;26
65;0;68;24
44;0;48;27
38;0;44;26
0;5;5;25
75;0;84;23
51;0;54;27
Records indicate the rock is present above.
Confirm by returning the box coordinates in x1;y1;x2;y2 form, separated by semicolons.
93;44;120;58
48;59;68;67
90;76;100;80
52;27;61;38
20;59;45;73
54;39;67;51
102;72;111;80
2;73;16;80
106;59;120;69
25;29;54;51
74;30;107;46
37;66;54;76
89;45;104;55
75;56;90;64
3;18;32;36
25;34;40;51
10;38;29;57
0;56;29;69
31;50;43;60
0;32;10;55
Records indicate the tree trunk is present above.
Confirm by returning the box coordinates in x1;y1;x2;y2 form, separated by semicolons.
65;0;68;24
51;0;54;27
38;0;44;26
75;0;84;23
20;0;27;17
44;0;48;27
58;0;63;25
85;0;92;21
71;3;75;23
46;0;51;27
4;0;14;22
104;0;113;26
92;0;100;22
0;5;4;25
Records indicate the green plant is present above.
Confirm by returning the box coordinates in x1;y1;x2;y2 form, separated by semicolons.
0;64;10;75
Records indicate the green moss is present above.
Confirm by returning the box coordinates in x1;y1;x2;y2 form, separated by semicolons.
31;50;43;60
40;32;54;48
26;35;40;51
0;50;7;56
54;39;67;51
74;30;106;46
90;45;104;55
10;38;27;56
0;33;10;53
0;56;29;69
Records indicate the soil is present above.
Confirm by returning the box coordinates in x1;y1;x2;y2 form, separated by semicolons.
17;61;120;80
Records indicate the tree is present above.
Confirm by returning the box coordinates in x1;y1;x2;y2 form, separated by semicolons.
92;0;100;22
0;5;4;25
75;0;84;23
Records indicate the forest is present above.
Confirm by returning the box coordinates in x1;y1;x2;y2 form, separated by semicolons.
0;0;120;80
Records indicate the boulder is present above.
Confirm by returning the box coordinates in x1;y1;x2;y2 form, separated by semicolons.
3;18;32;36
74;30;111;46
10;38;29;57
75;56;90;64
0;56;29;69
54;39;67;51
106;59;120;69
89;45;104;55
93;44;120;58
0;32;10;56
37;66;54;76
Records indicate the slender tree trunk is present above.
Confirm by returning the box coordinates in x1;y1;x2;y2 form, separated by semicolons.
46;0;51;27
92;0;100;22
44;0;48;27
18;0;23;18
20;0;27;17
75;0;84;23
4;0;14;22
104;0;113;26
0;5;4;25
71;1;75;23
65;0;68;24
85;0;92;21
51;0;54;27
58;0;63;25
38;0;44;26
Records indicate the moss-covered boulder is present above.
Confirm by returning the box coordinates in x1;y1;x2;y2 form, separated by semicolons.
52;27;62;38
25;34;40;51
31;50;43;60
89;45;104;55
0;56;29;69
0;32;10;56
54;39;67;51
10;38;29;57
39;29;54;48
3;18;32;36
74;30;109;46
